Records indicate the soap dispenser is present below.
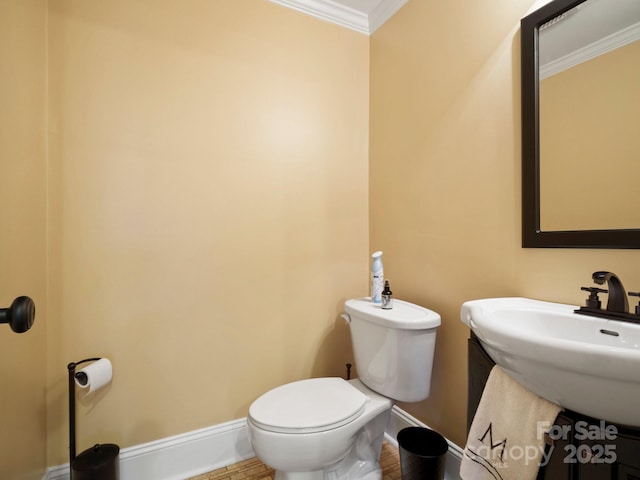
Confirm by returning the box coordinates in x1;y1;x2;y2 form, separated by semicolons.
381;280;393;310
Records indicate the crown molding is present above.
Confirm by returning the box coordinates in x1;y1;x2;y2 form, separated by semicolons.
269;0;408;35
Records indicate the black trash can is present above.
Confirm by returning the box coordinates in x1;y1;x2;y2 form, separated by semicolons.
397;427;448;480
71;443;120;480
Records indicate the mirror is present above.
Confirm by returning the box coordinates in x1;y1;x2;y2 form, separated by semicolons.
521;0;640;248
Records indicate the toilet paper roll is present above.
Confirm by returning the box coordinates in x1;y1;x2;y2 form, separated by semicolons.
74;358;112;393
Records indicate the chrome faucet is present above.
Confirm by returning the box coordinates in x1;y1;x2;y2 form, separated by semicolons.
592;271;629;313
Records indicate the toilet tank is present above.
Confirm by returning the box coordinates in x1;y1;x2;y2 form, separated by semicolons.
344;298;441;403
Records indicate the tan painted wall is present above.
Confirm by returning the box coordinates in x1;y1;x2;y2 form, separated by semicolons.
4;0;637;472
0;0;48;478
46;0;369;466
369;0;640;447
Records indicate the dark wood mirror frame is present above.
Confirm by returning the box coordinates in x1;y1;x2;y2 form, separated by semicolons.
521;0;640;249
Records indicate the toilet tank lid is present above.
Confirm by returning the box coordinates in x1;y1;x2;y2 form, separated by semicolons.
344;297;441;330
248;377;366;434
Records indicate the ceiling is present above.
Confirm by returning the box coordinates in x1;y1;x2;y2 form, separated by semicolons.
268;0;408;35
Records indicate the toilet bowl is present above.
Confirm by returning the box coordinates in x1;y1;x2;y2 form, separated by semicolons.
248;378;392;480
246;298;441;480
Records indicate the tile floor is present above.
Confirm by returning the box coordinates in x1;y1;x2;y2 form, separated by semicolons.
188;441;402;480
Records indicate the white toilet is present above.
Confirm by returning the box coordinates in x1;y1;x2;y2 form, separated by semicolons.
247;297;441;480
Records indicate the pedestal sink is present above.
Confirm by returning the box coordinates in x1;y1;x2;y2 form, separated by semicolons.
461;297;640;428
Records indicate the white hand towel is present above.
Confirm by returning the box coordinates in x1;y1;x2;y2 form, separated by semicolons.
460;366;562;480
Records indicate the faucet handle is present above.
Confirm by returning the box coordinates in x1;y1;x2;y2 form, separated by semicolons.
581;286;608;309
628;292;640;315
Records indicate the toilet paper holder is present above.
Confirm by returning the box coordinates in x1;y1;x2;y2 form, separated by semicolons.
67;358;119;479
67;358;101;463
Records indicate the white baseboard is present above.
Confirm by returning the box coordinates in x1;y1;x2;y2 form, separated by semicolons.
44;408;462;480
43;418;254;480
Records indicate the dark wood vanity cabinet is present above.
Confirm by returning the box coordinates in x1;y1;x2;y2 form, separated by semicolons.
468;335;640;480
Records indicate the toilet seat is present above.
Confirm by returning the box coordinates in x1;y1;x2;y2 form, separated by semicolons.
248;377;367;434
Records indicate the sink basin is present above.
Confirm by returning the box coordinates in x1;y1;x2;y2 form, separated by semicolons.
461;297;640;428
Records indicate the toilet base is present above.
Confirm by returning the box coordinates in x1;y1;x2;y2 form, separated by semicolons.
274;471;325;480
273;447;382;480
274;466;381;480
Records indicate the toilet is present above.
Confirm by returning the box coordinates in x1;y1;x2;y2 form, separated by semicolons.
247;297;441;480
